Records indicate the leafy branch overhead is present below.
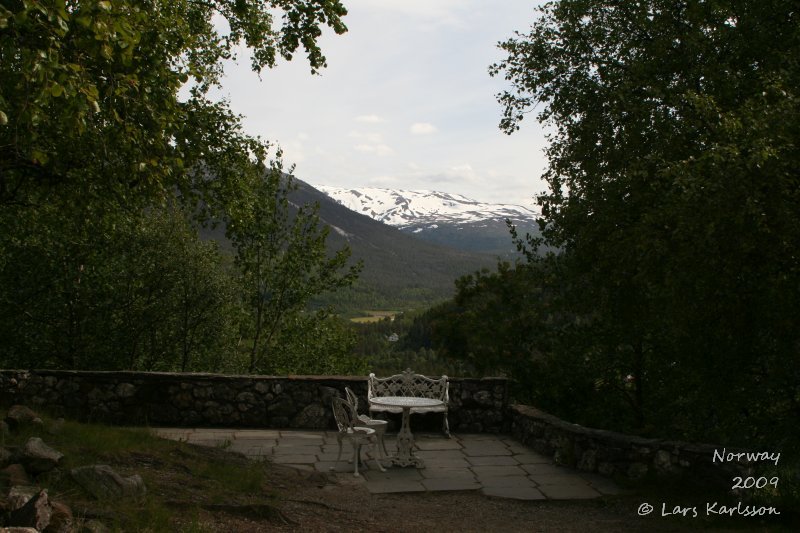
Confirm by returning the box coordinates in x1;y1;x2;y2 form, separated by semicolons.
0;0;361;375
0;0;347;207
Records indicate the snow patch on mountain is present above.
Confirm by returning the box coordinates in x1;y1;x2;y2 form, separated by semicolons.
316;186;538;229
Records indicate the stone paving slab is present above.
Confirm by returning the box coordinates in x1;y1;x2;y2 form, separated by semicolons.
473;464;527;476
537;484;602;499
314;461;359;473
363;469;423;482
317;452;346;462
282;431;328;439
478;475;538;489
531;473;594;486
152;428;619;501
279;439;325;448
189;429;236;436
461;444;512;456
421;478;481;491
520;463;569;476
272;445;321;455
458;434;499;441
482;486;547;500
419;468;477;480
233;430;281;439
465;455;519;466
502;441;535;453
271;454;318;464
228;443;270;456
421;457;470;468
415;450;464;460
414;439;462;451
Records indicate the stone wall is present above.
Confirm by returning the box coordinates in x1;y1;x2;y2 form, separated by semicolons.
0;370;758;484
509;404;751;483
0;370;508;433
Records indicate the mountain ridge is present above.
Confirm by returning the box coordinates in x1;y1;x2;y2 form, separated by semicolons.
288;181;497;312
316;186;538;228
315;185;541;256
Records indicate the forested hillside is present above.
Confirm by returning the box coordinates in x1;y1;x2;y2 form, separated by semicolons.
291;180;497;313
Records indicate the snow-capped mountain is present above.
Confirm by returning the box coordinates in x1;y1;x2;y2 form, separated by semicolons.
316;186;540;255
316;186;538;228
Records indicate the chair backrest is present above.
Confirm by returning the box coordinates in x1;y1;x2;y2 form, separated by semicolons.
344;386;360;413
331;396;356;433
368;368;449;403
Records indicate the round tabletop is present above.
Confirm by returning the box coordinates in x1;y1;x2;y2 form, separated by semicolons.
369;396;444;409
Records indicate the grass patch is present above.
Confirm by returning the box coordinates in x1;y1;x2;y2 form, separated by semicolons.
194;458;265;493
1;411;282;531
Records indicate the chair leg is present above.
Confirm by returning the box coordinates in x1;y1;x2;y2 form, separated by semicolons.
335;436;343;463
369;440;386;472
331;435;344;472
352;443;360;476
380;434;389;457
443;413;450;438
374;432;385;460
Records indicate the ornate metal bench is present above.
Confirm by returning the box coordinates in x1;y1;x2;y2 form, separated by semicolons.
367;368;450;437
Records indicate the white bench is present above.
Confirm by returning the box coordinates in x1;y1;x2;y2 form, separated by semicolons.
367;368;450;437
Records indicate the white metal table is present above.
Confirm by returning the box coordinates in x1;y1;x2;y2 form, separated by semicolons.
368;396;444;468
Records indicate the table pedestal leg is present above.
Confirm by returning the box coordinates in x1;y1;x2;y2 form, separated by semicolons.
390;407;425;468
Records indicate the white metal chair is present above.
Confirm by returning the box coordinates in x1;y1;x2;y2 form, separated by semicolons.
345;386;389;459
330;396;386;477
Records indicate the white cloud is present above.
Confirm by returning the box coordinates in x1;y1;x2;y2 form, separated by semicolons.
450;163;473;174
349;130;384;143
410;122;438;135
355;114;384;123
367;175;400;186
354;143;394;156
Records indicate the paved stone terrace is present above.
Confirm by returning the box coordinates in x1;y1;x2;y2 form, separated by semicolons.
151;428;622;500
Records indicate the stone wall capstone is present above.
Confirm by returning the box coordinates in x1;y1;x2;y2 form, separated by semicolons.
0;370;508;433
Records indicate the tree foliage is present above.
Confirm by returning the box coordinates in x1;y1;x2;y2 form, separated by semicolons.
0;0;347;207
229;166;361;373
474;0;800;446
0;0;361;375
0;202;240;371
349;311;472;378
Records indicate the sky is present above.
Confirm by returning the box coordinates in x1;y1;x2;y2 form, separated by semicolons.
210;0;549;206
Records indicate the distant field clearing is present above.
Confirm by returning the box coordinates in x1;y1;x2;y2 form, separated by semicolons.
350;310;399;323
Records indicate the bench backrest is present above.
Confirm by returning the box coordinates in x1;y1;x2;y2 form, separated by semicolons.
368;368;449;404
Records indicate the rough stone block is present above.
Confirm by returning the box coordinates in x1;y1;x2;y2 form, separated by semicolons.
22;438;64;474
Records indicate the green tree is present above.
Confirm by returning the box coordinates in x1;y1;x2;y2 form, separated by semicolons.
0;202;240;371
270;312;365;376
228;168;361;374
491;0;800;445
0;0;347;210
0;0;358;373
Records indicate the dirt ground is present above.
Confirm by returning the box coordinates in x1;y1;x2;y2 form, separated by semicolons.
62;441;788;532
150;446;777;532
